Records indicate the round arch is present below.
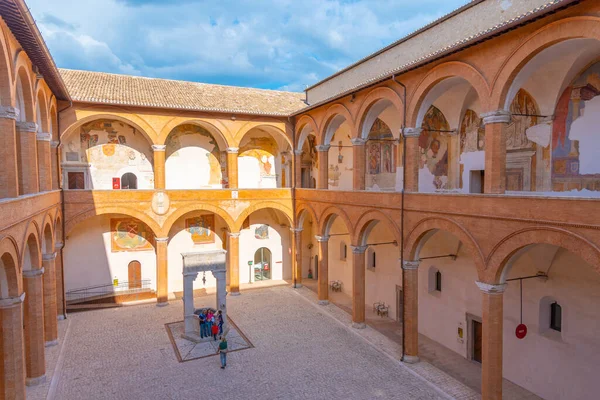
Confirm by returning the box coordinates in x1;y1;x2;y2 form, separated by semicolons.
320;103;355;145
356;86;404;140
14;63;34;122
295;114;319;149
236;122;293;150
490;16;600;111
233;202;293;232
162;204;235;237
404;217;485;275
0;236;21;297
318;206;353;238
0;32;12;106
486;227;600;284
352;209;401;247
296;202;318;230
21;220;42;271
49;102;59;141
158;118;232;149
65;208;161;239
54;212;63;245
35;85;50;132
41;212;55;254
407;61;490;127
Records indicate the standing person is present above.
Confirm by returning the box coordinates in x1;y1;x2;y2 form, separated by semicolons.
211;321;219;341
199;310;206;339
207;309;214;333
217;336;228;369
217;310;224;335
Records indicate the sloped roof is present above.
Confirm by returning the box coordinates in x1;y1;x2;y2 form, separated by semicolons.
60;69;306;116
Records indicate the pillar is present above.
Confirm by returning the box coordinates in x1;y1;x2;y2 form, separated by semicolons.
315;145;329;189
0;293;26;399
226;147;239;189
155;237;169;305
23;268;46;385
402;260;420;363
402;128;421;192
51;140;60;190
212;269;228;334
482;110;511;194
0;106;19;198
42;252;58;346
351;245;367;328
351;138;366;190
182;271;198;335
55;242;66;319
476;282;506;400
291;228;303;287
294;149;302;188
447;130;460;190
228;232;240;295
16;122;39;195
316;235;329;305
36;132;52;192
152;145;166;190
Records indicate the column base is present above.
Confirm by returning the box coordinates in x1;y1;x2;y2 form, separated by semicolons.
318;300;329;306
26;375;46;386
156;301;169;307
351;322;366;329
293;283;303;288
58;314;66;320
45;339;59;347
402;355;420;364
229;291;241;297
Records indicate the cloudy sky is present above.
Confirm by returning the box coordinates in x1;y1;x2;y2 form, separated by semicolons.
27;0;468;91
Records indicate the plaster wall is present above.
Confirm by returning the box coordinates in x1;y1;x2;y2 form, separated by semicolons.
325;218;352;295
328;124;353;191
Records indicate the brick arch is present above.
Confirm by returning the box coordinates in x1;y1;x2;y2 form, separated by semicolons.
407;61;490;127
21;219;41;271
65;208;161;240
355;86;404;140
236;121;293;149
320;103;355;145
318;205;353;238
352;209;401;247
296;202;318;230
54;211;63;244
34;85;49;132
295;114;319;149
14;61;34;122
158;118;232;150
233;202;293;232
404;217;485;275
0;235;21;297
490;16;600;111
162;204;235;237
0;30;12;105
41;212;55;255
49;102;58;141
486;227;600;284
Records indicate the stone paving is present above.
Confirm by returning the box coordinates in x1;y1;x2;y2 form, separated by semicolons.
47;286;446;400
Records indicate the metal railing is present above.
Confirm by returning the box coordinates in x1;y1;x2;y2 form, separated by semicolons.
66;279;152;304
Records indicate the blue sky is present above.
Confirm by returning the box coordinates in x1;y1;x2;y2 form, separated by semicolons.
27;0;469;91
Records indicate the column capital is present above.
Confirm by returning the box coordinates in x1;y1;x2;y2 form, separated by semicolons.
475;281;506;294
351;245;368;254
50;140;60;149
23;267;45;277
315;145;330;152
36;132;52;142
315;235;330;242
211;269;227;279
0;105;19;120
0;292;26;308
402;127;422;138
155;237;169;243
350;137;366;146
183;271;199;278
227;232;241;238
402;260;420;270
16;121;38;133
226;147;239;154
55;242;64;250
481;110;511;125
42;252;57;261
290;227;303;233
294;149;303;156
152;144;166;151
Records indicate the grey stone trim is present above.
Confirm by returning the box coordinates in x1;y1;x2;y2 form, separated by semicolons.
402;127;422;138
0;106;19;120
16;121;38;133
23;267;45;277
351;245;368;254
315;145;330;152
481;110;511;125
402;260;420;270
315;235;330;242
226;147;239;154
152;144;166;151
350;138;366;146
36;132;52;141
475;281;507;294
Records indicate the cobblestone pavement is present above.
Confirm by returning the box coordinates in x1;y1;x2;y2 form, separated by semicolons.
50;286;445;400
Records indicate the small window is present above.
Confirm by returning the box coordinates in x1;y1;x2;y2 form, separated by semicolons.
121;173;138;189
550;302;562;332
366;248;376;270
435;270;442;292
67;172;85;189
340;242;347;261
372;251;376;268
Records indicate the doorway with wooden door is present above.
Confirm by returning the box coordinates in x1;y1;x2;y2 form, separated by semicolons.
128;260;142;289
472;319;483;363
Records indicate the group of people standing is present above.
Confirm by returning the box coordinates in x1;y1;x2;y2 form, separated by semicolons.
196;308;224;340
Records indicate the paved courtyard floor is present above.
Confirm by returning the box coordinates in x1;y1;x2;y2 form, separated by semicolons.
43;286;449;400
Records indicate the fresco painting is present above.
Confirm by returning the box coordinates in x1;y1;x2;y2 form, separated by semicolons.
254;225;269;240
420;106;450;189
460;109;484;153
186;215;215;244
111;218;154;252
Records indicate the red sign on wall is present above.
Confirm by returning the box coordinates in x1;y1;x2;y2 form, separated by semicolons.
516;324;527;339
112;177;121;190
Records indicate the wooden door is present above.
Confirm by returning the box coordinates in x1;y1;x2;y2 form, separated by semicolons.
473;320;482;363
128;261;141;289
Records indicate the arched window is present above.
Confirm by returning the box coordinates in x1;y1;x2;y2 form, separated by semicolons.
340;241;347;261
550;302;562;332
428;266;442;294
121;173;137;189
367;248;376;269
435;270;442;292
253;247;272;281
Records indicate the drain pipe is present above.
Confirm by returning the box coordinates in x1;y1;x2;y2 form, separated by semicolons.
289;116;298;289
57;100;72;318
392;75;408;362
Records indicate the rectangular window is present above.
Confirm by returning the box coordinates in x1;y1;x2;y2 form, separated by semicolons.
67;172;85;190
550;302;562;332
435;271;442;292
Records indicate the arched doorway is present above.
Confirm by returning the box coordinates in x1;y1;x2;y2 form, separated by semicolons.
253;247;272;281
121;173;138;189
128;260;141;289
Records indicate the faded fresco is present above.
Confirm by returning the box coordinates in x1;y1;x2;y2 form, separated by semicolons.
551;62;600;192
506;89;538;191
365;118;396;190
110;218;154;252
460;109;485;153
238;136;279;188
254;225;269;240
420;106;450;190
185;215;215;244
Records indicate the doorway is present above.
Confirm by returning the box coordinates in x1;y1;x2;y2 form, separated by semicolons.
472;320;483;363
253;247;272;281
314;255;319;280
128;260;141;289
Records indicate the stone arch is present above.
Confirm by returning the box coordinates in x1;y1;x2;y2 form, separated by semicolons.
60;113;157;147
34;86;49;133
352;209;401;247
404;217;485;274
21;220;41;271
296;202;318;230
236;122;292;149
320;103;355;145
490;16;600;111
65;207;161;239
13;63;34;122
233;202;293;232
0;236;20;297
162;204;235;237
295;114;319;149
407;61;490;127
318;206;353;238
486;227;600;284
0;31;12;106
158;118;232;149
356;86;404;140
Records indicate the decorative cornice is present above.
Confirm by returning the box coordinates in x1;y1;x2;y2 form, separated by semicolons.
23;267;45;277
475;281;506;294
402;260;420;270
226;147;239;154
290;228;303;233
16;121;38;133
315;145;330;152
315;235;330;242
0;292;25;308
402;127;422;138
36;132;52;142
481;110;511;125
294;149;303;156
350;138;366;146
351;245;368;254
227;232;241;238
42;252;57;261
155;237;169;243
152;145;166;151
0;106;19;120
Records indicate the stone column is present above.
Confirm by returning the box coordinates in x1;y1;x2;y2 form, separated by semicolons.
212;269;229;334
183;271;198;336
351;245;367;328
23;268;46;385
227;232;240;295
291;228;303;287
294;149;303;188
351;138;366;190
402;128;422;192
316;235;329;305
0;106;19;198
42;252;58;346
36;132;52;192
477;281;506;400
482;110;511;194
226;147;239;189
51;140;60;190
315;145;330;189
55;242;66;319
155;237;169;306
402;260;420;363
16;122;39;195
152;145;166;190
0;293;26;399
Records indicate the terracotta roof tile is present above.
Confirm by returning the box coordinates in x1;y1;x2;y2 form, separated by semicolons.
59;69;306;116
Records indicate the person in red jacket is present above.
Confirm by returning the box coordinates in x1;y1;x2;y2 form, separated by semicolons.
211;321;219;340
